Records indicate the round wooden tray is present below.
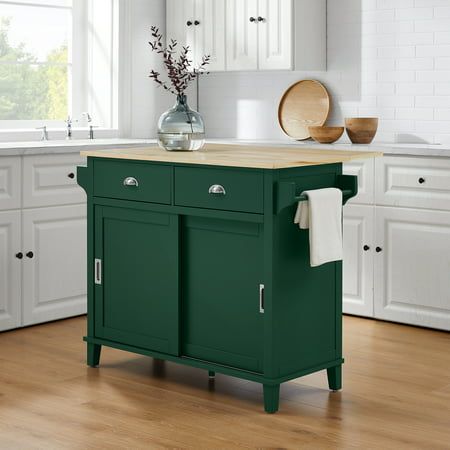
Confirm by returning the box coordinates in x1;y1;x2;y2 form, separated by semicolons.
278;80;330;140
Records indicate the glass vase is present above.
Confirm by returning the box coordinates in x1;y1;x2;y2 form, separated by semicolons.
157;94;205;151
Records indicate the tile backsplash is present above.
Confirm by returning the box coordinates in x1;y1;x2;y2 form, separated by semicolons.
198;0;450;144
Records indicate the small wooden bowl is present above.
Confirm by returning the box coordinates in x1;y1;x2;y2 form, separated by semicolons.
345;118;378;144
309;126;344;144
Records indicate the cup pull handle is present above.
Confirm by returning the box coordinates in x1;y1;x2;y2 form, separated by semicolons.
208;184;226;195
123;177;139;187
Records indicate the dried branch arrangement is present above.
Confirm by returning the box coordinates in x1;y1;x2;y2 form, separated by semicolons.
149;26;210;96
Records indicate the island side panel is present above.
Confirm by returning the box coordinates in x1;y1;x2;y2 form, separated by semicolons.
271;164;343;379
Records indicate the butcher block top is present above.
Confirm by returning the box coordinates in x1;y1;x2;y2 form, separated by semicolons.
80;143;382;169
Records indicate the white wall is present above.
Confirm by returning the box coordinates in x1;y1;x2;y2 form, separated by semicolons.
120;0;191;138
199;0;450;144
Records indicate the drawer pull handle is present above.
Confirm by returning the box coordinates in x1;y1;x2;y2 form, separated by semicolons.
26;251;34;259
418;177;426;184
123;177;139;187
208;184;226;195
15;252;23;260
376;247;382;253
363;245;370;251
68;172;75;179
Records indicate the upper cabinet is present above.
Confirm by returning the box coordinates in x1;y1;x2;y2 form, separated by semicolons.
167;0;226;71
166;0;326;72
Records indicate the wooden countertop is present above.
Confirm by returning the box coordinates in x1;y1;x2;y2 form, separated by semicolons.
80;143;382;169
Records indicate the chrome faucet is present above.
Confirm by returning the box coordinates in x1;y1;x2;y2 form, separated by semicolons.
82;112;97;140
36;126;49;141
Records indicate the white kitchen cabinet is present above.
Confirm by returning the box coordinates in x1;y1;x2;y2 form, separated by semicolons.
374;206;450;331
0;211;22;331
0;153;87;332
166;0;226;71
0;156;21;211
167;0;326;72
23;153;86;208
343;205;374;318
22;205;87;326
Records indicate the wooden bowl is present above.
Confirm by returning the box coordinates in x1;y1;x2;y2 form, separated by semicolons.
309;126;344;144
345;118;378;144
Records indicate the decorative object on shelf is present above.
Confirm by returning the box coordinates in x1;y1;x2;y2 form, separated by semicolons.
278;80;330;141
149;26;210;151
309;126;344;144
345;118;378;144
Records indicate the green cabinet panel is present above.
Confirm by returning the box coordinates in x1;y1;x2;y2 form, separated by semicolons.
174;166;264;213
181;216;264;372
94;159;172;204
94;205;178;355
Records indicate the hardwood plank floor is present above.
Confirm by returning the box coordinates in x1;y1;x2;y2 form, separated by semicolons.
0;316;449;449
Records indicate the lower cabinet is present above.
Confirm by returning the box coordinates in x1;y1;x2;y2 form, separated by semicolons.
22;205;87;326
343;204;374;318
181;216;264;372
94;206;179;355
374;206;450;331
0;211;22;331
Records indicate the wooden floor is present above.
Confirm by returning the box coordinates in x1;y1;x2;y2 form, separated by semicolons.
0;316;449;450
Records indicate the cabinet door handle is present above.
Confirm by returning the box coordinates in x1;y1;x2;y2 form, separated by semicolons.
95;258;102;285
187;20;193;26
68;172;75;179
26;251;34;259
208;184;226;195
194;20;200;25
363;245;370;251
376;247;382;253
123;177;139;187
418;177;426;184
15;252;23;259
249;16;256;22
259;284;265;314
257;16;265;22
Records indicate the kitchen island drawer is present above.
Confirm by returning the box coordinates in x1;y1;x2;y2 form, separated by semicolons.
375;156;450;211
93;159;171;204
175;167;264;213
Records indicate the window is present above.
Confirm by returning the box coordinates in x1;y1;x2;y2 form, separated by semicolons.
0;0;118;130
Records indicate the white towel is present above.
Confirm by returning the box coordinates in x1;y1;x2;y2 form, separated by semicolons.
294;188;343;267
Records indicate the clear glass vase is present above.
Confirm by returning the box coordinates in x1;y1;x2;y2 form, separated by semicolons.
157;94;205;151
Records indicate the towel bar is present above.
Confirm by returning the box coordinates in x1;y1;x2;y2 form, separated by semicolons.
275;174;358;214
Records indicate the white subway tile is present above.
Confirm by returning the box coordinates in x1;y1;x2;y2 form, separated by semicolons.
396;82;434;95
363;9;395;22
378;46;415;57
377;21;413;33
377;95;415;107
435;57;450;69
396;57;434;70
377;70;415;82
396;7;433;20
397;32;433;45
379;119;415;132
378;0;414;8
358;107;396;119
434;108;450;120
416;96;450;107
415;18;450;32
434;6;450;17
416;120;450;132
395;108;434;120
416;44;450;56
435;83;450;94
435;31;450;44
416;70;450;81
415;0;450;5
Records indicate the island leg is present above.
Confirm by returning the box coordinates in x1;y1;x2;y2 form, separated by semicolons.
327;364;342;391
208;370;216;379
263;384;280;414
87;343;101;367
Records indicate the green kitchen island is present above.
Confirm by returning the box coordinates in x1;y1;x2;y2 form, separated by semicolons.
77;143;379;413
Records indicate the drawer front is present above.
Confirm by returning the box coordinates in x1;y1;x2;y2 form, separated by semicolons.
23;154;86;208
94;159;171;204
343;158;375;205
175;167;264;213
0;156;21;211
375;156;450;210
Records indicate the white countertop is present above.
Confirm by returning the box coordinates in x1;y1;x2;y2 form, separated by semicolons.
1;137;450;158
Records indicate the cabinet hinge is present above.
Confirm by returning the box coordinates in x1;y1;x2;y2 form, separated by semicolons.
259;284;265;314
94;258;102;285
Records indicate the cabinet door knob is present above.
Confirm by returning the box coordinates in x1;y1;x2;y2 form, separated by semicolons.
363;245;370;251
249;16;256;22
123;177;139;187
418;177;426;184
376;247;382;253
26;251;34;259
194;20;200;26
208;184;226;195
187;20;193;26
68;172;75;179
15;252;23;259
257;16;265;22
